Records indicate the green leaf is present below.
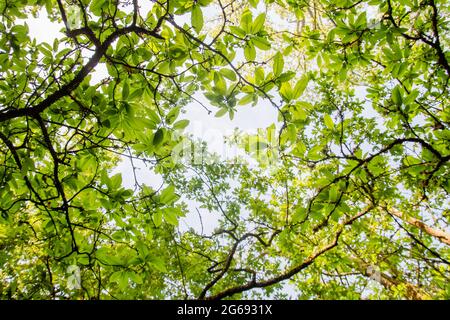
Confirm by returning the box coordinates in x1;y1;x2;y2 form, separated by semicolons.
293;75;309;99
198;0;213;5
277;71;296;83
228;109;235;120
166;106;181;124
324;114;334;129
280;82;293;101
255;67;264;84
214;71;227;95
308;145;323;161
160;184;177;204
249;0;259;8
240;9;253;33
293;105;307;121
215;108;228;117
404;90;419;105
238;94;254;105
157;61;171;74
292;207;307;223
128;87;143;101
110;271;125;284
191;5;204;34
219;68;237;81
146;109;160;124
110;271;129;290
392;86;402;106
251;13;266;34
164;209;179;226
153;128;164;146
244;44;256;61
128;272;143;285
329;186;339;202
122;81;129;100
252;36;271;50
148;256;167;272
153;210;163;227
229;26;246;38
110;173;122;190
135;241;149;258
273;52;284;77
173;119;190;130
90;0;107;16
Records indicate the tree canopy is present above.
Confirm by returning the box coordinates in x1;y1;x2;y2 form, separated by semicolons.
0;0;449;299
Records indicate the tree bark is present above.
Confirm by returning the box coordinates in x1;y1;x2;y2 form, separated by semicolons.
388;207;450;246
350;256;431;300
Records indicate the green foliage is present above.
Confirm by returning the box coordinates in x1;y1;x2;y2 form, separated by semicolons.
0;0;449;300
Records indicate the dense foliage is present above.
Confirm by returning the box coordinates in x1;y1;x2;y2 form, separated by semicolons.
0;0;449;299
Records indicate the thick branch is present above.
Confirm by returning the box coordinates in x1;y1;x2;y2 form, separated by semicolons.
351;256;431;300
0;26;162;123
198;233;254;299
205;206;373;300
387;207;450;246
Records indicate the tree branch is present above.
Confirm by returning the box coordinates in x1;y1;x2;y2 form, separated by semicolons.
205;206;373;300
0;26;162;123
